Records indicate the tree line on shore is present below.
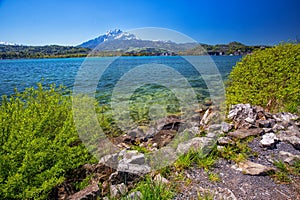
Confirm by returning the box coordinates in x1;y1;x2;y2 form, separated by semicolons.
0;42;269;59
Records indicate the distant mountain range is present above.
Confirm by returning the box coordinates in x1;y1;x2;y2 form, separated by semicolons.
0;41;17;46
0;29;269;59
78;29;197;52
78;29;138;48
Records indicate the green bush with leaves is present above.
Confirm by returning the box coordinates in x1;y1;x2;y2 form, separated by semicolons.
0;84;96;199
226;43;300;113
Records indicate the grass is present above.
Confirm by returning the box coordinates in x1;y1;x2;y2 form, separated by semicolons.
272;160;292;183
128;175;174;200
208;172;220;182
196;150;217;171
197;191;214;200
217;139;252;163
130;145;150;154
174;145;218;172
271;159;300;184
292;160;300;175
158;166;172;179
174;150;196;171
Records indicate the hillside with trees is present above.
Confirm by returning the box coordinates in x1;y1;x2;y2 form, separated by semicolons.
181;42;268;56
0;45;90;59
0;42;269;59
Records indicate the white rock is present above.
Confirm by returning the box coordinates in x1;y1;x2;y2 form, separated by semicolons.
117;163;151;175
245;117;255;124
200;108;212;126
274;112;299;122
110;183;127;198
260;133;278;148
272;124;285;132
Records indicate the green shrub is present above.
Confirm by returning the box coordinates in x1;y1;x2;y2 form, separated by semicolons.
0;84;96;199
226;43;300;113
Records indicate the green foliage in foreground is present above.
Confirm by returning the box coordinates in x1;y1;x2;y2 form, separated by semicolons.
226;43;300;113
129;175;174;200
174;146;217;172
272;159;300;183
0;84;96;199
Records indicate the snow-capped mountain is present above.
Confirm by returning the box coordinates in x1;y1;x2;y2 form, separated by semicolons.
78;29;197;52
78;29;139;48
0;41;17;46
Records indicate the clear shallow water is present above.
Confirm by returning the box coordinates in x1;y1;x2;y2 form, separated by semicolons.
0;56;241;104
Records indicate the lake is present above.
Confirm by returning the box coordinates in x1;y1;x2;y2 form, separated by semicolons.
0;56;242;105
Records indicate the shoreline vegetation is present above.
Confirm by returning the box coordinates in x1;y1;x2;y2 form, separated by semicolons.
0;43;299;199
0;42;268;59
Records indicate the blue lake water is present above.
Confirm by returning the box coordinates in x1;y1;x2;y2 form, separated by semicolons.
0;56;242;104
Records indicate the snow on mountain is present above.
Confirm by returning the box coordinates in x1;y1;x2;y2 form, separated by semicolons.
78;29;140;48
113;32;140;40
0;41;17;46
77;29;198;52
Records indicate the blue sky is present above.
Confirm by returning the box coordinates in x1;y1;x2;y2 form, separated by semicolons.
0;0;299;46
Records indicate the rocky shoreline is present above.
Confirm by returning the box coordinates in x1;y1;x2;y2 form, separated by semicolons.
175;104;300;200
53;104;300;200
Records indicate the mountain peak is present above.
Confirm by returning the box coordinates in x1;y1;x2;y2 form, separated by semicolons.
106;29;122;36
77;29;198;51
78;29;139;48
